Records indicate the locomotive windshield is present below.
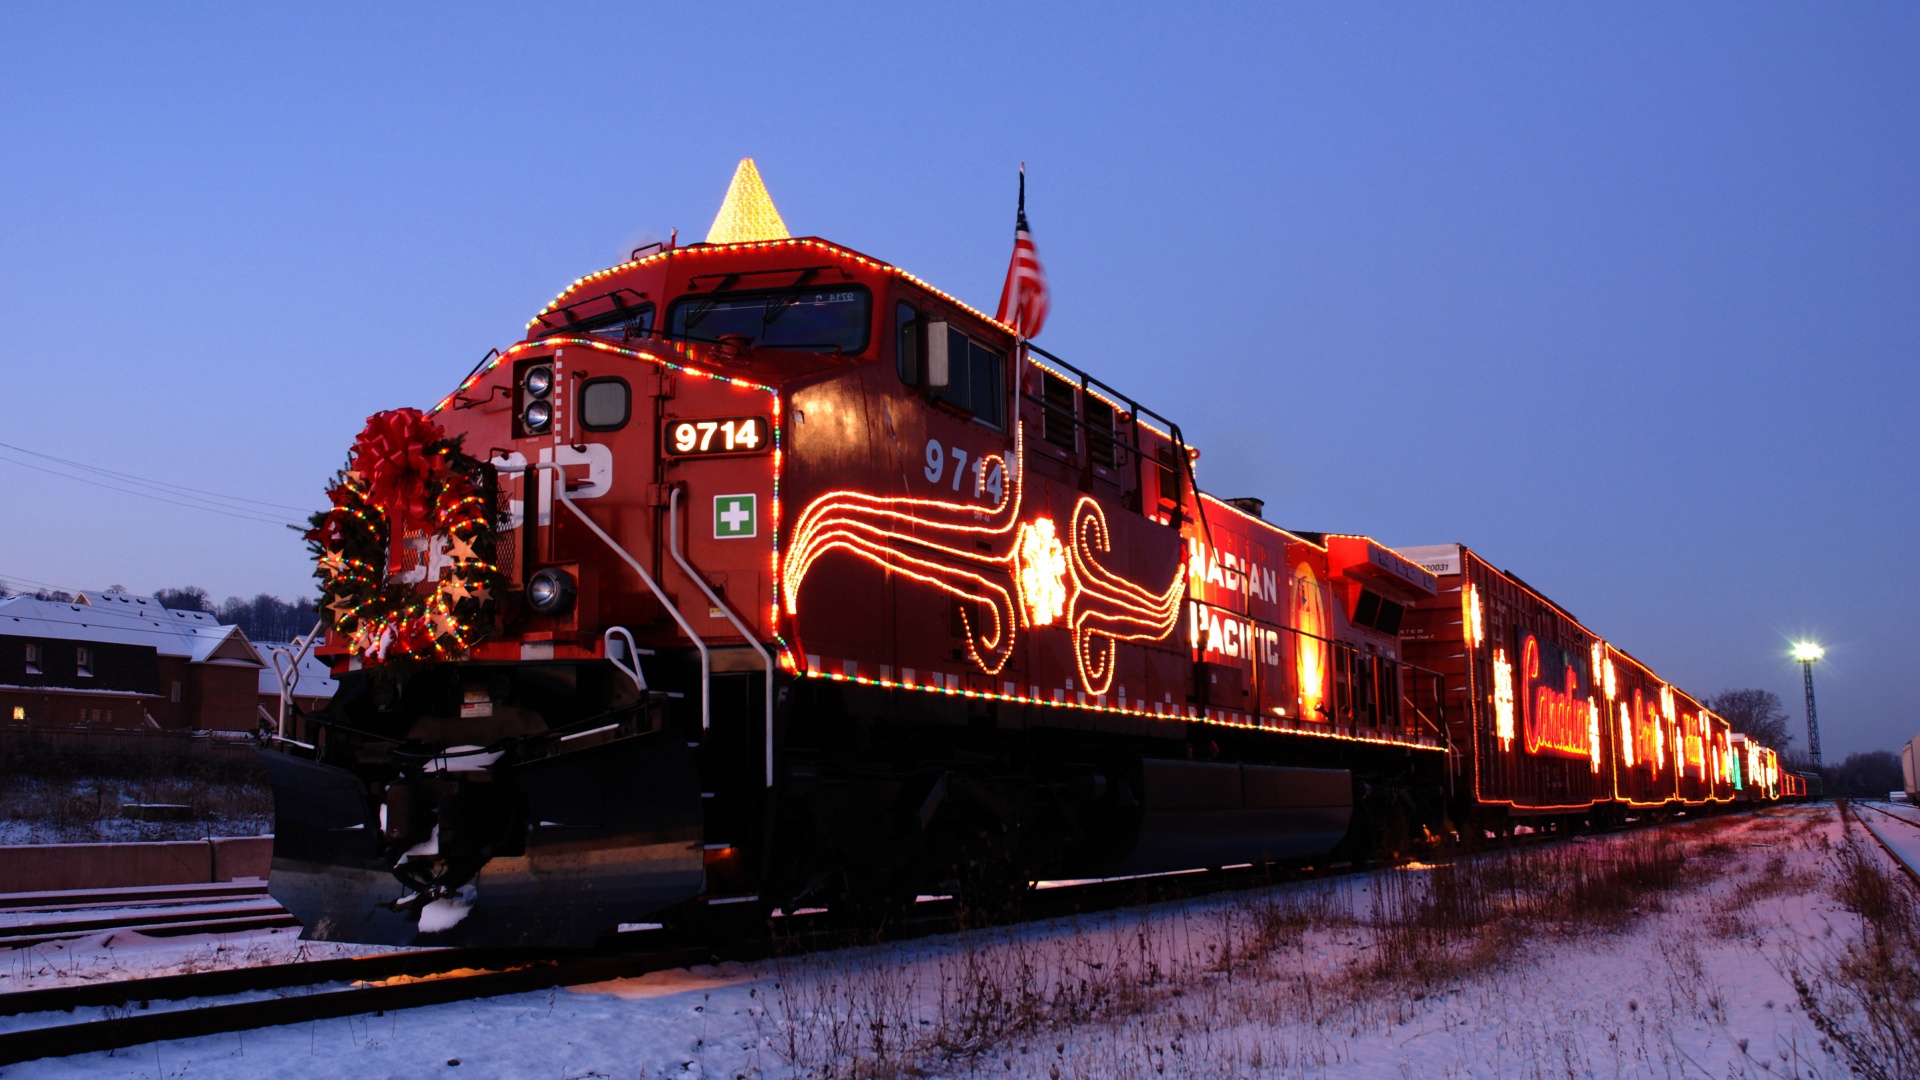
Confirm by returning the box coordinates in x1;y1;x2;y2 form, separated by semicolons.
541;304;655;341
669;287;870;353
560;299;656;338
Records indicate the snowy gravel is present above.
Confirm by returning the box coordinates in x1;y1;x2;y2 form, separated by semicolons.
0;925;409;994
0;805;1874;1079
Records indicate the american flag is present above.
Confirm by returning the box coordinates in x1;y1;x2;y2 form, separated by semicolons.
994;164;1049;338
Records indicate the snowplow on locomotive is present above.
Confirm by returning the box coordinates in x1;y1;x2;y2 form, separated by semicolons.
263;164;1791;947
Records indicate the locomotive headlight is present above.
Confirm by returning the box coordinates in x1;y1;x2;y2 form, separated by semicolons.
526;567;576;616
524;365;554;398
523;400;553;433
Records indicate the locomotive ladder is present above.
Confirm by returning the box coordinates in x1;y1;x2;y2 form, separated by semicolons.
669;485;775;788
519;461;775;787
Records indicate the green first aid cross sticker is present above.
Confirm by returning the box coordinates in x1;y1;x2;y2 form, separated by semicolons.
714;494;757;539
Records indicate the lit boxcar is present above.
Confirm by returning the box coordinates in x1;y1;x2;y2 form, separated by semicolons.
1395;543;1742;827
1395;544;1613;827
1668;686;1729;807
1730;734;1781;802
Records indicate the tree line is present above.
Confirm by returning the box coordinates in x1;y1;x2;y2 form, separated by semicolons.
0;583;318;644
1709;687;1903;798
151;587;319;643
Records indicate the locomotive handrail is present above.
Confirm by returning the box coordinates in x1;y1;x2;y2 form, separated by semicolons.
669;486;777;788
1020;343;1214;547
271;620;323;741
1185;593;1447;748
515;461;713;733
602;627;651;693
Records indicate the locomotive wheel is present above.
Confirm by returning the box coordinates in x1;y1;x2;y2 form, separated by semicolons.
835;867;919;932
666;896;773;945
946;851;1034;926
1339;777;1418;866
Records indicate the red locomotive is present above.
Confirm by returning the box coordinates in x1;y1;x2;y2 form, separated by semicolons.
264;164;1791;946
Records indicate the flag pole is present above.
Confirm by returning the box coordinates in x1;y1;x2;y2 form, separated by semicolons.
1015;163;1026;344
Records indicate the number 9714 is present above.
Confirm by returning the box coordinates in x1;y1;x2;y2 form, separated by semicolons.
663;417;770;457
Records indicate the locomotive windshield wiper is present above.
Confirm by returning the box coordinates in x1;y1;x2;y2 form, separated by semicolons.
764;342;845;354
680;283;737;333
761;291;799;329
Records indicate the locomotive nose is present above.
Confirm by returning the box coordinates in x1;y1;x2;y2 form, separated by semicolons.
263;728;704;946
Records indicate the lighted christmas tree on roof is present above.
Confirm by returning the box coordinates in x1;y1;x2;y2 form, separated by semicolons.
705;158;790;244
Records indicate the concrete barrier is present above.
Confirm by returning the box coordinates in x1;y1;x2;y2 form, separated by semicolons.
209;836;273;882
0;837;272;892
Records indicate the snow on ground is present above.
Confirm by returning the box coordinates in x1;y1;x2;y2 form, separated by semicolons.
0;924;409;995
1854;801;1920;871
2;805;1889;1079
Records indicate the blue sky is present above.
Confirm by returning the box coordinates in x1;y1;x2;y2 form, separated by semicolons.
2;5;1913;757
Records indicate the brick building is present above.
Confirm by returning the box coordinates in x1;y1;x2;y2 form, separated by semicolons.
0;591;266;732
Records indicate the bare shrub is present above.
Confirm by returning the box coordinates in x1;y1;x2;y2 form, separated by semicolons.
758;819;1754;1077
0;740;270;842
1791;835;1920;1080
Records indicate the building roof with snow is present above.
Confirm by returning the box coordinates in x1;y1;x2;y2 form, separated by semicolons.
0;592;263;668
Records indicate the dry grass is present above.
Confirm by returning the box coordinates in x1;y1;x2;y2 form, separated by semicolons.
746;823;1742;1077
1788;809;1920;1080
0;741;270;842
1362;831;1688;987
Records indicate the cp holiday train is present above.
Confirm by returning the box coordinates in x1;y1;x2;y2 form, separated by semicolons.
264;161;1792;946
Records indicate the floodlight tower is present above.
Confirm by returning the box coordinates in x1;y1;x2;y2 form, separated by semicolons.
1792;642;1825;768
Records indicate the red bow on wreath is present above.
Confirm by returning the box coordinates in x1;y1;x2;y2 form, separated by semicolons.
352;408;439;534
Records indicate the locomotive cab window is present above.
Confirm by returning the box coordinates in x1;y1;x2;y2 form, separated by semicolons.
896;302;921;386
579;377;630;431
929;325;1005;429
546;304;654;342
668;287;870;354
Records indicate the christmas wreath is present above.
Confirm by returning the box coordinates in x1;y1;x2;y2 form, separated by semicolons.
308;408;505;664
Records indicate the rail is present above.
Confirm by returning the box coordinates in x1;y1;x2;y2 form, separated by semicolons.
0;807;1760;1067
1849;801;1920;887
669;487;776;787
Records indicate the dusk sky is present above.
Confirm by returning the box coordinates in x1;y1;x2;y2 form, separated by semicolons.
2;5;1913;758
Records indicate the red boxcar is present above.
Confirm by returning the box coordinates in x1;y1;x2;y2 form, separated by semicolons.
1397;543;1746;827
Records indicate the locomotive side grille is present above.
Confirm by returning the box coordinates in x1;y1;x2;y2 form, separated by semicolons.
493;478;520;586
1041;371;1077;450
1084;394;1116;468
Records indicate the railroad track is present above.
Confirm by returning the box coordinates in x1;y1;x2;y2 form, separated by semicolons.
0;868;1288;1067
0;806;1777;1067
0;881;298;950
1846;800;1920;885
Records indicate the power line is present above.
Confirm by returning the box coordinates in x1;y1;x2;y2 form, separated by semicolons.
0;449;308;528
0;441;313;514
0;569;87;596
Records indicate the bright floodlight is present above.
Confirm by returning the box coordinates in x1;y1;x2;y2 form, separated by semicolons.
1792;641;1825;663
